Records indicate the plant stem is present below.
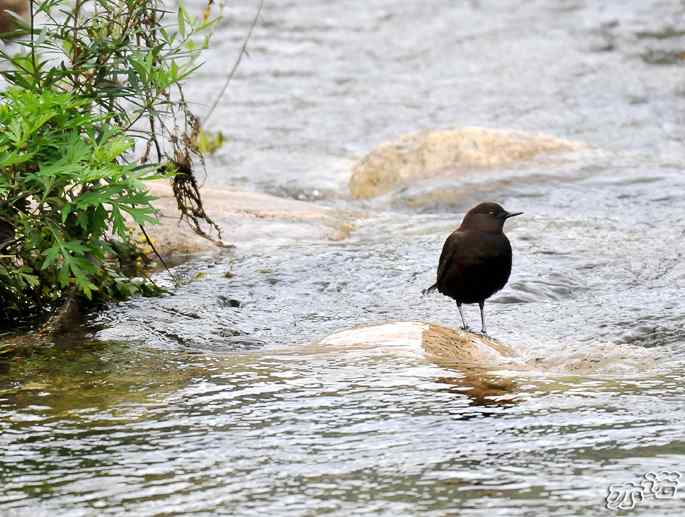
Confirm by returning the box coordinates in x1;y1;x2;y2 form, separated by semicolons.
29;0;38;88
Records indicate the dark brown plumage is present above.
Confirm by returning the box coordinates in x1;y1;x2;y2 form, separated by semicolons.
424;202;522;334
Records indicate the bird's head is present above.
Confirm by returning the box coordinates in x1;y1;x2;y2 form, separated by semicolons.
460;202;523;233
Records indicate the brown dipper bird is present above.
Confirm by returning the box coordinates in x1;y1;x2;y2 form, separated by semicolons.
424;202;522;335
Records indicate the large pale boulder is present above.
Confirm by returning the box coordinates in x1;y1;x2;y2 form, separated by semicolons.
143;181;359;256
349;128;583;199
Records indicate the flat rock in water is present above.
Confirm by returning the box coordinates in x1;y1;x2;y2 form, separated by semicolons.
319;321;521;369
316;322;659;403
349;128;584;199
142;182;360;256
316;322;527;402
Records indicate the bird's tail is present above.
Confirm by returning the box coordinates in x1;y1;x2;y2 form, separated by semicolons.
422;283;438;296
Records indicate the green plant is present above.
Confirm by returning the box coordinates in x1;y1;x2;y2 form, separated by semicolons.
0;87;163;323
6;1;216;163
0;0;222;327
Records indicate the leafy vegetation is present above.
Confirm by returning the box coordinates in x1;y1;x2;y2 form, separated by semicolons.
0;0;221;327
0;87;163;322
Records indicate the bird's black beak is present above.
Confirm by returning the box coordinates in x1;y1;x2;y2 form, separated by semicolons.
503;211;523;219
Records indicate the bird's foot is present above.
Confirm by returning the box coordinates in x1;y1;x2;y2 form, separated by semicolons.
460;325;471;332
479;329;489;337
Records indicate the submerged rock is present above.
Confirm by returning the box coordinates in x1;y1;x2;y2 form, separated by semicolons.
315;322;660;405
318;321;525;404
143;181;359;257
319;322;661;381
319;321;521;369
349;128;583;199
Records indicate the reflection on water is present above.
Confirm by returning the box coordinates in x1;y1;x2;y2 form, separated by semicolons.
3;0;685;514
433;374;521;407
2;342;684;515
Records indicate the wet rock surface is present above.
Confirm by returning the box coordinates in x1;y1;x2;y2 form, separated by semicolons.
144;181;359;256
317;321;658;378
320;321;519;367
349;128;583;199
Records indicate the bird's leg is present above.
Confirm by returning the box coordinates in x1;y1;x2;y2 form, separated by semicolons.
456;302;469;331
479;301;488;336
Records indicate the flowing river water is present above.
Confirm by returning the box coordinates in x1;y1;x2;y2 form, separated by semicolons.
2;1;685;515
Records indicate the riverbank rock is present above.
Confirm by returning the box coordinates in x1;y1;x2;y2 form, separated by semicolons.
143;181;358;257
349;128;584;199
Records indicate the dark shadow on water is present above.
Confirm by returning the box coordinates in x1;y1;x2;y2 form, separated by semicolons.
420;324;522;407
435;372;521;408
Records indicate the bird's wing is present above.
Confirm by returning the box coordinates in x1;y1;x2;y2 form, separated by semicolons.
436;230;501;281
435;230;463;285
